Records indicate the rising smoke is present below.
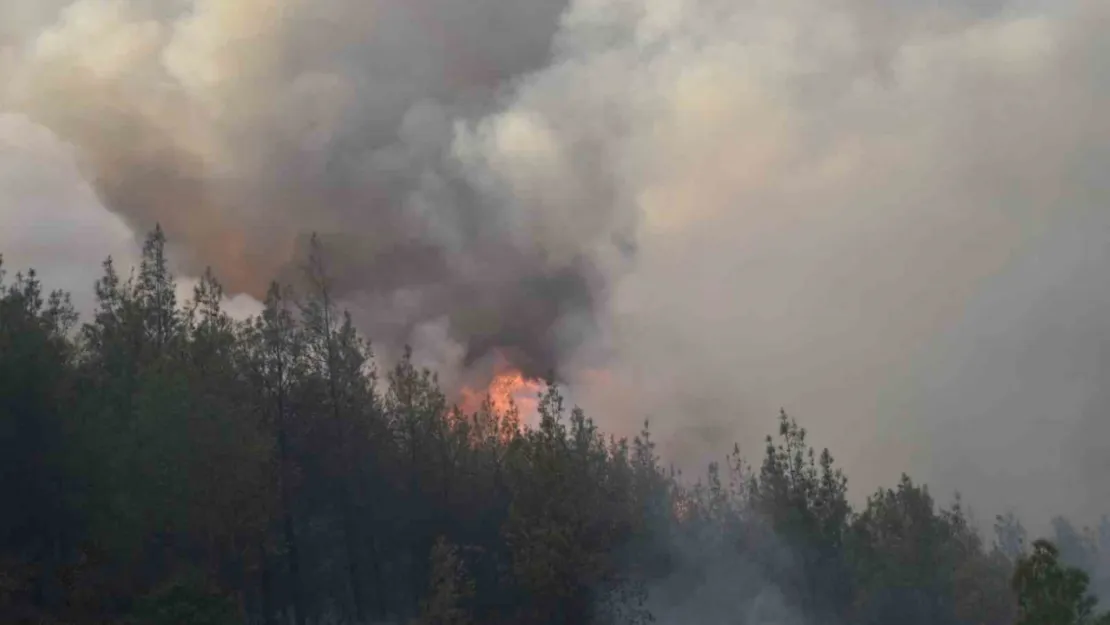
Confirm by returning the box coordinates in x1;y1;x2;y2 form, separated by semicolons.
2;0;1109;524
0;0;596;382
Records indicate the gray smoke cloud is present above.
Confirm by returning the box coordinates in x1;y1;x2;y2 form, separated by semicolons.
0;0;587;381
2;0;1109;524
464;0;1109;524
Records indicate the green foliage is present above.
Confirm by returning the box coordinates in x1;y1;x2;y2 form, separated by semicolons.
846;477;1013;625
127;572;240;625
1;228;1104;625
501;385;641;624
411;537;476;625
751;411;852;619
1012;539;1109;625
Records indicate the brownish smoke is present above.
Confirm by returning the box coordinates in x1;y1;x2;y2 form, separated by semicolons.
2;0;607;379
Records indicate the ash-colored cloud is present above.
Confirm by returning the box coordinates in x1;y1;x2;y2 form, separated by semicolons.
459;0;1109;521
2;0;1108;525
0;113;138;311
0;112;261;320
0;0;578;377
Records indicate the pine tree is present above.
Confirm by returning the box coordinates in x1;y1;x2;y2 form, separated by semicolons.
411;537;476;625
0;262;79;621
243;282;308;625
1013;539;1110;625
299;234;381;622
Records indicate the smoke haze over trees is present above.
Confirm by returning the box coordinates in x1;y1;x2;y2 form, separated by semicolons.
2;0;1110;526
2;230;1110;624
2;0;1110;621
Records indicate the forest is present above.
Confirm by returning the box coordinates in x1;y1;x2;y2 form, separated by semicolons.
2;227;1109;625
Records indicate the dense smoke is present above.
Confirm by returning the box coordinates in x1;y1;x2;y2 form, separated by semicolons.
0;0;596;381
2;0;1109;524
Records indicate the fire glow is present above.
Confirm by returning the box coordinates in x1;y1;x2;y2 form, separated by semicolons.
458;368;544;421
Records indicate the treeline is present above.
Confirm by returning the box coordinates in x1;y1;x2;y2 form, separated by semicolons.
0;227;1107;625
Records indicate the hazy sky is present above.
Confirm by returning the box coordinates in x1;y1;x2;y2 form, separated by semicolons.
1;0;1107;528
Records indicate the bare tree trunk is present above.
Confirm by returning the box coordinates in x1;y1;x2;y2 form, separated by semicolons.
260;542;277;625
343;496;366;623
369;532;387;620
276;417;306;625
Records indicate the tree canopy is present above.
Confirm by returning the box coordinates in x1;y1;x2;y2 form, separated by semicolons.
0;229;1107;625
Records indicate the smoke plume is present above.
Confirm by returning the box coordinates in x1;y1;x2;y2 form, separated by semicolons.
3;0;1109;524
1;0;592;380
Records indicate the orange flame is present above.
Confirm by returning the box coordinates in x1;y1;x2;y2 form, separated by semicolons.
458;369;544;421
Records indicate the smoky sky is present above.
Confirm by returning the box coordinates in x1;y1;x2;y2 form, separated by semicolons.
2;0;1109;525
0;0;590;381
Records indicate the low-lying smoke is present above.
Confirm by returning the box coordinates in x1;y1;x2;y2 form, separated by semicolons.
3;0;1109;524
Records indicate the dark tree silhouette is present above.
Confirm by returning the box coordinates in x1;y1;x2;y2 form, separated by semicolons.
1012;539;1110;625
0;228;1104;625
